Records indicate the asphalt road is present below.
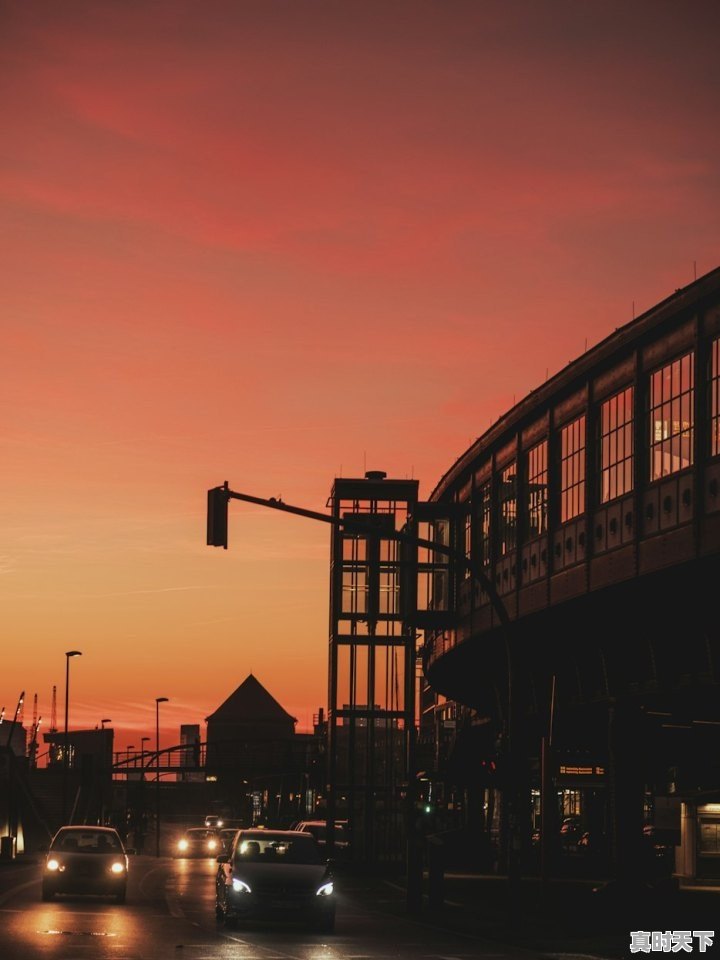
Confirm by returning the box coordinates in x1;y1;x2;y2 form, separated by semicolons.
0;855;543;960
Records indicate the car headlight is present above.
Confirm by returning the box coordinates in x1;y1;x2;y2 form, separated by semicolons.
208;840;217;851
46;859;60;872
217;820;224;827
178;839;188;851
316;881;334;897
231;878;251;894
110;862;125;874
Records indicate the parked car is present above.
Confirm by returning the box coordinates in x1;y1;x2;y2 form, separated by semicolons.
294;820;350;856
175;827;222;858
42;826;129;903
215;829;335;931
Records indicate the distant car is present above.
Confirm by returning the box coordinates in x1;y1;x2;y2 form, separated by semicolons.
215;829;335;931
42;826;128;903
204;814;224;828
294;820;350;856
175;827;221;858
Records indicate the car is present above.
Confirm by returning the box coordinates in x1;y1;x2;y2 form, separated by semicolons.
204;814;224;828
215;829;335;931
42;826;129;903
175;827;222;858
219;827;239;854
294;820;350;857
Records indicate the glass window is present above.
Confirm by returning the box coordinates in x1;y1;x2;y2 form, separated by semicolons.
498;462;517;555
526;440;548;538
561;790;582;817
600;387;634;503
379;570;399;614
341;567;367;614
478;481;491;567
698;820;720;856
462;508;472;579
649;352;694;480
712;339;720;457
560;416;586;522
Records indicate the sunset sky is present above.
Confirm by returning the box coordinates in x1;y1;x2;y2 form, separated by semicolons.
2;1;719;754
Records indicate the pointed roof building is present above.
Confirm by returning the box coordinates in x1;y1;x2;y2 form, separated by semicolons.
205;673;297;727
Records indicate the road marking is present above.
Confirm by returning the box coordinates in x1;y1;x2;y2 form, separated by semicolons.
38;929;119;936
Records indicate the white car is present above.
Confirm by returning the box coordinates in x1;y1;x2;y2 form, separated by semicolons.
42;826;128;903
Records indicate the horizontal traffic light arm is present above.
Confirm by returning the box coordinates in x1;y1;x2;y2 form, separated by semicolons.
206;484;506;626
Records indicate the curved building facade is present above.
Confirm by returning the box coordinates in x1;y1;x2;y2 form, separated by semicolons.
424;267;720;880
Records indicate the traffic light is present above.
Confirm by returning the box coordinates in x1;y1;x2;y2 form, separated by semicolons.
207;484;229;548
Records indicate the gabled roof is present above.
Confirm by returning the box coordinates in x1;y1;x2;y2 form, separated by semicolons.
205;674;297;724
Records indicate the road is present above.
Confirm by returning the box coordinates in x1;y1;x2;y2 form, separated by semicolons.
0;855;541;960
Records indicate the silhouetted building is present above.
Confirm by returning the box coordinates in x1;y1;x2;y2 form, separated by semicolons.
0;724;27;759
180;724;202;782
422;266;720;881
204;674;297;815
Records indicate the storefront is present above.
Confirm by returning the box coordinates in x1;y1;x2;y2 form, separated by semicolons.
676;800;720;882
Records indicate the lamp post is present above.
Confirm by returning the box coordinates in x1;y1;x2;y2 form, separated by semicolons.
141;736;150;779
155;697;168;857
63;651;82;822
101;718;112;730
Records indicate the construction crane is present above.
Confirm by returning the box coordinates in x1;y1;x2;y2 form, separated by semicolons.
27;693;38;761
29;716;42;768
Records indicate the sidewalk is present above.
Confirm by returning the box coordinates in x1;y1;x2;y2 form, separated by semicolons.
340;868;720;959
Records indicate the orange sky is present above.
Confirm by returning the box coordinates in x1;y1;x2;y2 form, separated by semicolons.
2;0;719;754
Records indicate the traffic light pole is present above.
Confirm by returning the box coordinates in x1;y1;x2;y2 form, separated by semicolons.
207;484;520;914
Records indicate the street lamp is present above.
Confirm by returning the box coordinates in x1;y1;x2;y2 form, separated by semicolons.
101;718;112;729
141;736;150;779
155;697;168;857
63;651;82;822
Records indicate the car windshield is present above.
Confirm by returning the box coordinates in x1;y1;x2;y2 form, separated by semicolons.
52;830;121;853
186;829;216;839
234;834;322;865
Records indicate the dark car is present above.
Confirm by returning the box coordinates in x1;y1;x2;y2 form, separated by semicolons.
175;827;221;858
295;820;350;857
215;829;335;931
42;826;128;903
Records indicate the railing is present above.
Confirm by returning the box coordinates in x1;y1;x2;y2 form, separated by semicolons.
111;741;206;778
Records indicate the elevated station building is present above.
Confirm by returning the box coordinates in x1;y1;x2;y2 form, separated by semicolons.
424;267;720;881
